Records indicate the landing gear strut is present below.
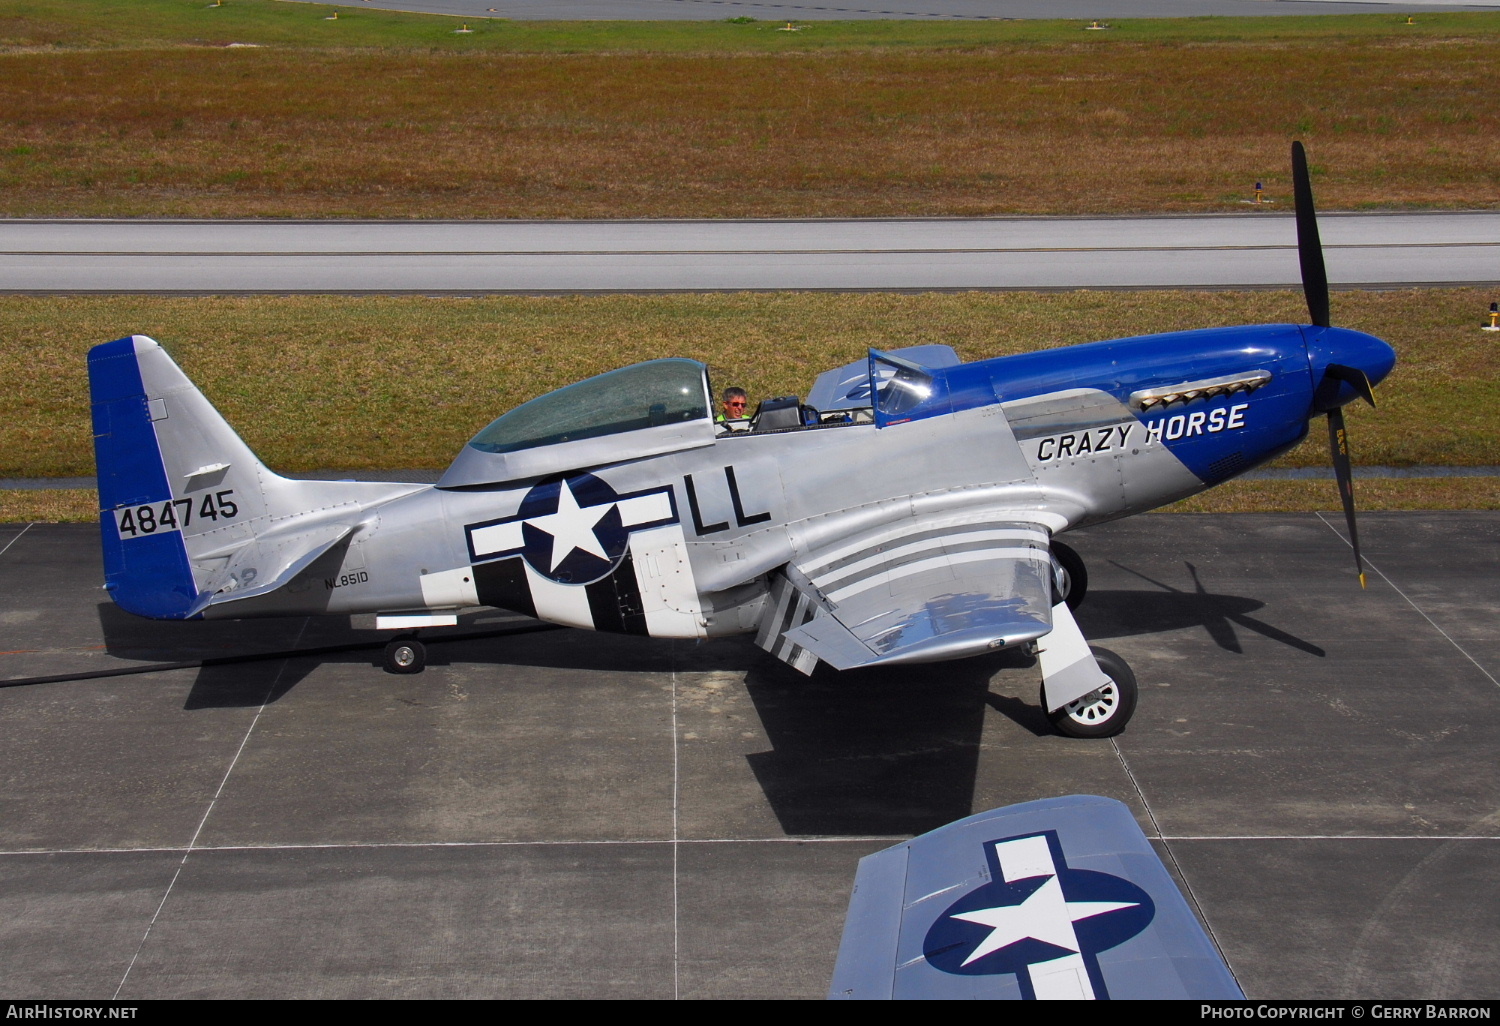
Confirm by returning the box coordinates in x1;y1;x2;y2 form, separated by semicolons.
382;637;427;675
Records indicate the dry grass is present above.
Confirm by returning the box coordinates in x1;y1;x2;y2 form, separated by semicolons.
0;490;99;523
2;36;1497;218
4;288;1498;480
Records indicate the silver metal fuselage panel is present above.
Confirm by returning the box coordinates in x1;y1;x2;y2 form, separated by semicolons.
207;394;1206;637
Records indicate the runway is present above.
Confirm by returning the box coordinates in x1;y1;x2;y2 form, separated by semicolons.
286;0;1500;22
5;212;1496;294
3;513;1499;998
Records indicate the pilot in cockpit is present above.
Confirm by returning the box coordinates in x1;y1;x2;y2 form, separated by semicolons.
715;386;752;432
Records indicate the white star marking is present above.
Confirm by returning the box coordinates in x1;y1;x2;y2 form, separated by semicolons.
951;875;1138;967
526;478;613;572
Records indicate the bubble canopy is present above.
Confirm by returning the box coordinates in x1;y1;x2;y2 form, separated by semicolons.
468;359;712;455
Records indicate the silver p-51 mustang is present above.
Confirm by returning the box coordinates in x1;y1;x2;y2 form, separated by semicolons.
87;145;1394;738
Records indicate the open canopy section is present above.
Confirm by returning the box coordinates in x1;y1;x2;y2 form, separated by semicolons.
440;359;716;489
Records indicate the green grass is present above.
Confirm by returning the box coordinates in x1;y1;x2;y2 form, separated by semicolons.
4;289;1497;481
6;1;1498;53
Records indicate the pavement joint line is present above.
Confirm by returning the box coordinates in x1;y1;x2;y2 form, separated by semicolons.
671;639;681;1002
1112;737;1241;990
3;834;1494;859
113;618;308;1000
0;837;906;857
1314;511;1500;691
0;522;33;560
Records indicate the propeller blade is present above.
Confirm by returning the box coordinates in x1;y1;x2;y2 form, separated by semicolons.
1292;141;1331;329
1326;405;1367;588
1315;362;1378;412
1324;363;1377;409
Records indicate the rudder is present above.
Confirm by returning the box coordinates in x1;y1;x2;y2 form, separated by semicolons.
90;335;204;618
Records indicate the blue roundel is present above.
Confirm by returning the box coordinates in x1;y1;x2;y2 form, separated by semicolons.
515;473;631;585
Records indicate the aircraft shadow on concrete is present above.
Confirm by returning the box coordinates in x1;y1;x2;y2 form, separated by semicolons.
1082;561;1325;658
95;564;1320;834
742;648;1043;837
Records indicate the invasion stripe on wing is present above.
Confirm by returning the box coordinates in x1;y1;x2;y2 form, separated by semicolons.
824;547;1050;604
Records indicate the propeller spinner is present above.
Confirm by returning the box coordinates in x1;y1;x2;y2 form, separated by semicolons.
1291;141;1382;588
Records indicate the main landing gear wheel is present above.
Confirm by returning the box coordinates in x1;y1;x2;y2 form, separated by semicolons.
1046;646;1137;739
1051;540;1088;612
383;638;427;675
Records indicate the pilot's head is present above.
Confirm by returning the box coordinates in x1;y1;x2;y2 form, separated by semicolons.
721;386;749;420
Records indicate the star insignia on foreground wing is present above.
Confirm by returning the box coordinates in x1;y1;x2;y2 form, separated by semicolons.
921;830;1155;994
951;875;1138;967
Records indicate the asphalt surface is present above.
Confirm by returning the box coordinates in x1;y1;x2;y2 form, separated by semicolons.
5;212;1496;294
2;513;1498;999
285;0;1500;21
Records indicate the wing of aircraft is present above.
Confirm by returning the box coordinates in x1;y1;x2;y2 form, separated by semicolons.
829;795;1243;1000
754;512;1055;674
753;365;1118;726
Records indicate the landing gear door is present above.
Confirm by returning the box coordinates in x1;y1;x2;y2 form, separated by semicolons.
869;349;949;429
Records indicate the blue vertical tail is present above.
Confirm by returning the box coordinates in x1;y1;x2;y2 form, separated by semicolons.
90;335;202;618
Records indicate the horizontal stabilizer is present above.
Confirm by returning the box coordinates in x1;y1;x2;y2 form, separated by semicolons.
185;523;355;617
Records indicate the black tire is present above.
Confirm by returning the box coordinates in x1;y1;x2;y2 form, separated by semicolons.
1045;646;1137;739
1051;540;1088;611
383;638;426;675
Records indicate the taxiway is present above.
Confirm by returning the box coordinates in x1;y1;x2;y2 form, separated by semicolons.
2;513;1497;998
4;213;1496;294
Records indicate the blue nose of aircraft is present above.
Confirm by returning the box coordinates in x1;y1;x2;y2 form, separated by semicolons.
1304;326;1397;412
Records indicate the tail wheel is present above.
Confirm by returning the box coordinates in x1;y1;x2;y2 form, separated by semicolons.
1046;646;1137;739
1051;540;1088;611
383;638;427;675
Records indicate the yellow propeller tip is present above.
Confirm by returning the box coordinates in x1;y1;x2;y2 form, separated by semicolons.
1359;572;1367;589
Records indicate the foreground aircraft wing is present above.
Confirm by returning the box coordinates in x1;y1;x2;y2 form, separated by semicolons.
755;512;1055;674
829;795;1243;1000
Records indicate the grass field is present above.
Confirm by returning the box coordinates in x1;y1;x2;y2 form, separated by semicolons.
4;286;1496;476
2;4;1497;218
